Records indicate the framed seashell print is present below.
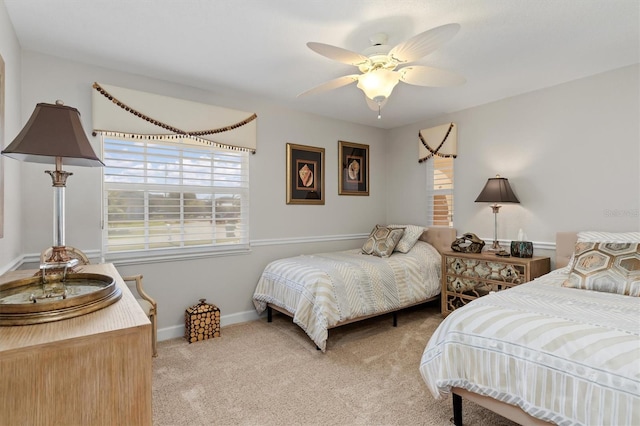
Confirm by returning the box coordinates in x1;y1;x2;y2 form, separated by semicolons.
286;143;325;204
338;140;369;196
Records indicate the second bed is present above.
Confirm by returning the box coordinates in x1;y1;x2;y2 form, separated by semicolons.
253;226;455;351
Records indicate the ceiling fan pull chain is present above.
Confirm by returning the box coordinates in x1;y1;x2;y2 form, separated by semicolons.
377;102;382;119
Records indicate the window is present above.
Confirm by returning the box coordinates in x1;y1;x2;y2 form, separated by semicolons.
102;136;249;260
426;156;454;227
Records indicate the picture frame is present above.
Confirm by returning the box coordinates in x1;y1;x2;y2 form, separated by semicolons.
338;140;369;196
286;143;325;205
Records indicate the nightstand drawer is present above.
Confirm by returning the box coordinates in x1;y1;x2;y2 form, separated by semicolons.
445;275;520;294
445;257;527;285
441;251;550;316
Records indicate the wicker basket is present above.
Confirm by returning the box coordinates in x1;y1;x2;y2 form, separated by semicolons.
185;298;220;343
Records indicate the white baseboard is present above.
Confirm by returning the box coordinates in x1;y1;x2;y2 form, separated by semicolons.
0;256;24;276
157;309;263;342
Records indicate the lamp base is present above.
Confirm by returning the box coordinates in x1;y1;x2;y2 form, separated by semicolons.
37;246;81;277
486;240;503;252
39;258;80;274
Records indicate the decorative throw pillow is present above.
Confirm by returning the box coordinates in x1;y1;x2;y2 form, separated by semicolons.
567;231;640;269
362;225;405;258
562;242;640;296
388;224;425;253
567;231;640;270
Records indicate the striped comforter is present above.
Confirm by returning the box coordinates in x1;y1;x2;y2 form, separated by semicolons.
419;268;640;426
253;241;441;351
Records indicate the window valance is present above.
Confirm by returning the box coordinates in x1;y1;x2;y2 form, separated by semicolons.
91;82;257;153
418;122;457;162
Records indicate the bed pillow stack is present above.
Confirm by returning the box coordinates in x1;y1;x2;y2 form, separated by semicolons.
562;231;640;296
362;225;405;257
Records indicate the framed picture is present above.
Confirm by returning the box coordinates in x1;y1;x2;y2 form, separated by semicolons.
286;143;325;205
338;140;369;196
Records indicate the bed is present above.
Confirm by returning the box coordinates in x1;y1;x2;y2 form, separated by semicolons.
419;231;640;426
253;226;456;351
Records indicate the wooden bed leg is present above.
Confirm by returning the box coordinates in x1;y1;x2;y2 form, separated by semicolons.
392;312;398;327
452;393;463;426
267;306;272;323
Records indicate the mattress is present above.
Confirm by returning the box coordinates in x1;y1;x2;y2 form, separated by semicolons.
419;267;640;425
253;240;442;351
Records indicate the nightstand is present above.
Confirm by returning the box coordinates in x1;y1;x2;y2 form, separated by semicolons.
441;251;550;316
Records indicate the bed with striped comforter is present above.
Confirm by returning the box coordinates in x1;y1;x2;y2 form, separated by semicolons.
253;240;441;351
419;267;640;425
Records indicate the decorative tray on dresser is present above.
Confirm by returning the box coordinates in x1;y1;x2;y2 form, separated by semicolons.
0;263;152;425
441;250;550;316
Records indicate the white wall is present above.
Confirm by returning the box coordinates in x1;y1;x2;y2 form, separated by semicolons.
387;65;640;260
16;51;389;337
0;0;22;272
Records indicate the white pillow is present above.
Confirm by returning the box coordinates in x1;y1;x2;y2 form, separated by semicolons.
388;224;425;253
577;231;640;242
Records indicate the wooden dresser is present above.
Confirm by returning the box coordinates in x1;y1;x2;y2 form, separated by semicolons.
441;251;550;316
0;263;152;426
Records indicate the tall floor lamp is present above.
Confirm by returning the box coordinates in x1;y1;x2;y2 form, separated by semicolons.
1;101;103;272
475;174;520;251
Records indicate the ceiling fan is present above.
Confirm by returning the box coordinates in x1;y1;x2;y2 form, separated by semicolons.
298;23;466;119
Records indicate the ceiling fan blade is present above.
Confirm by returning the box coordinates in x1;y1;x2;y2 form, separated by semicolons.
297;74;359;97
307;42;369;66
365;96;388;111
389;23;460;64
399;65;466;87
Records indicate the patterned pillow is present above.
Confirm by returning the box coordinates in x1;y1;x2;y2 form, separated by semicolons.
362;225;405;258
567;231;640;270
388;224;425;253
562;242;640;296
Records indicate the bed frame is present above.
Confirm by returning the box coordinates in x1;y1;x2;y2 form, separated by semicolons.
451;231;578;426
266;226;457;343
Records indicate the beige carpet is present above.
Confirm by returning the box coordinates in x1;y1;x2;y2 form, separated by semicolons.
153;302;518;426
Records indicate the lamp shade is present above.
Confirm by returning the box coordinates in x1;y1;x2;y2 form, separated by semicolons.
357;69;400;102
475;175;520;203
2;101;104;167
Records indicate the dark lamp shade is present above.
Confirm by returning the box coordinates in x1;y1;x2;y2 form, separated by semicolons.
475;176;520;203
1;102;104;167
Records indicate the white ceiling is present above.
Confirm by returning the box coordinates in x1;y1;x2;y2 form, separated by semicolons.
4;0;640;129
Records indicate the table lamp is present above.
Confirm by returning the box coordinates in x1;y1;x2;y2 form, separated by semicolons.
1;100;104;272
474;174;520;251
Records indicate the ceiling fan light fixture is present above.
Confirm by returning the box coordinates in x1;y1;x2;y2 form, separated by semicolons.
356;69;399;102
301;23;464;119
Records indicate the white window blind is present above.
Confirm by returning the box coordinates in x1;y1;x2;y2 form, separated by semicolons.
426;156;454;227
102;136;249;259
